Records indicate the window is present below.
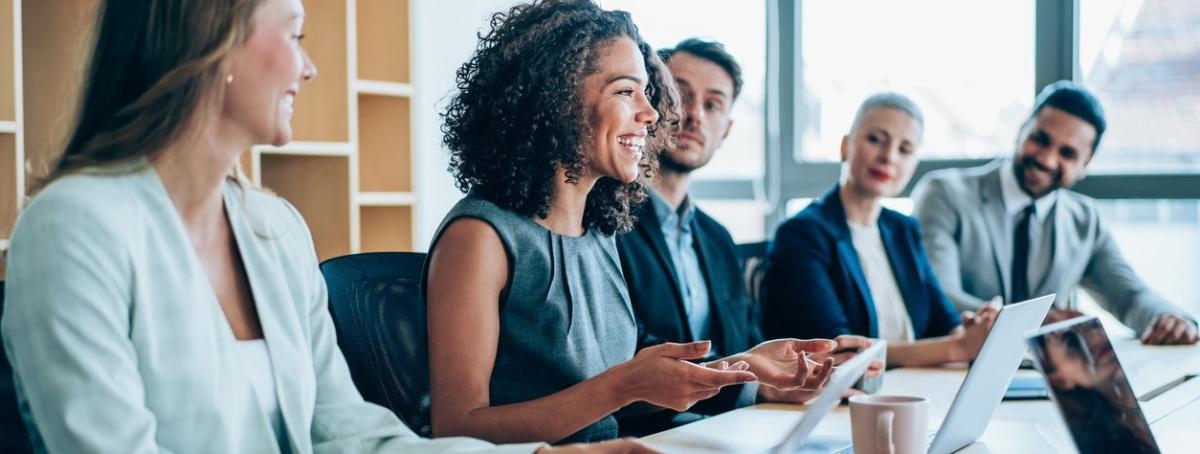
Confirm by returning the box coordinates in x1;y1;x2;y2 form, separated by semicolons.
1077;199;1200;334
797;0;1036;162
694;199;766;243
601;0;1200;249
1093;199;1200;313
1079;0;1200;173
601;0;767;180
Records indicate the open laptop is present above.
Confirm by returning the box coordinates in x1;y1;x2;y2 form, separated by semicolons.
825;295;1055;454
1027;316;1160;454
769;339;887;453
924;294;1055;454
776;295;1056;454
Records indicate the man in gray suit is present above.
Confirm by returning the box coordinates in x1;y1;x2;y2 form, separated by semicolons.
912;81;1197;345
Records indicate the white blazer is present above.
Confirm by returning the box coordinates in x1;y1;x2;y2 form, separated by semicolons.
2;163;540;453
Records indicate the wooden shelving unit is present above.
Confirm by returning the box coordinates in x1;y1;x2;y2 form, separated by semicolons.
353;0;415;252
0;0;31;277
358;95;412;193
0;0;419;271
0;0;14;263
0;0;16;254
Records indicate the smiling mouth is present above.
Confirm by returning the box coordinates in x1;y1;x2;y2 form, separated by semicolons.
1025;166;1052;181
1021;158;1058;181
617;136;646;155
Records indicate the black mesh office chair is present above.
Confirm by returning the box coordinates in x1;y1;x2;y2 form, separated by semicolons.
319;252;433;437
0;282;33;453
735;241;770;306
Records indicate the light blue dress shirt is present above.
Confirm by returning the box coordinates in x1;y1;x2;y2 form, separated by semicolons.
647;189;711;341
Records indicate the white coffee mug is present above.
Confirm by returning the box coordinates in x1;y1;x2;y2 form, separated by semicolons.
849;395;929;454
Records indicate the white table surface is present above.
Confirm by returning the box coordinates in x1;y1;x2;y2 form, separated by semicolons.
643;337;1200;453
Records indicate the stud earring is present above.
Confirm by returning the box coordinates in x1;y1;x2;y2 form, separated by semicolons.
226;74;234;84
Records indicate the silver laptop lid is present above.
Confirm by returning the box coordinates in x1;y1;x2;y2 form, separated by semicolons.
772;340;887;454
927;294;1055;454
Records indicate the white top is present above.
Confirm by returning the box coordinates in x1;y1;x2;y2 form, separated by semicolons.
848;222;915;342
999;160;1057;295
237;340;288;453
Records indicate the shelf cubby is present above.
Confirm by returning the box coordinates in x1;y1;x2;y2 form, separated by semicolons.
291;0;349;143
261;154;351;261
0;133;16;240
360;205;412;252
356;0;410;84
357;94;411;192
0;0;15;122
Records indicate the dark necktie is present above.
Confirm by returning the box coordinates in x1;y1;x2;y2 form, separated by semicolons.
1011;204;1035;304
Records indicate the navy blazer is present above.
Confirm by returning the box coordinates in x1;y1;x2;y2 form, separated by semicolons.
614;199;761;434
616;202;762;357
761;186;961;341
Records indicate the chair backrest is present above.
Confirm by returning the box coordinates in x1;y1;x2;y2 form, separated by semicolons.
0;282;33;453
735;241;770;307
319;252;432;437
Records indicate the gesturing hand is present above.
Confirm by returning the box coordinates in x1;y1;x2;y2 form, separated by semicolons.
952;303;1000;362
728;339;837;391
809;335;884;377
614;341;757;412
963;301;1001;329
810;334;871;365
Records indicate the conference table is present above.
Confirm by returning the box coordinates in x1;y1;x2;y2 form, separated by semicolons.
643;335;1200;453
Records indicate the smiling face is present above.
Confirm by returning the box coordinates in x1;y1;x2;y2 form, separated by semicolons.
660;51;734;173
1012;106;1096;198
841;107;922;199
578;37;660;183
222;0;317;147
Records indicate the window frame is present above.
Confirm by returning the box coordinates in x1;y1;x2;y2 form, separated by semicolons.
688;0;1200;237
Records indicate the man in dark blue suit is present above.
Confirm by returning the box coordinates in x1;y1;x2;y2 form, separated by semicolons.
615;39;871;436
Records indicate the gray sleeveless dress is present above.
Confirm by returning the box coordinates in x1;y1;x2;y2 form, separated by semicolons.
422;196;638;443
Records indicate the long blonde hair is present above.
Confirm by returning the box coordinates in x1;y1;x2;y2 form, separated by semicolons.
35;0;266;193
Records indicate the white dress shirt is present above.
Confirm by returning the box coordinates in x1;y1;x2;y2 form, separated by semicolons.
999;161;1058;298
848;221;915;342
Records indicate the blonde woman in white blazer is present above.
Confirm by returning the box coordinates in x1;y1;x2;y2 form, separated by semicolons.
0;0;650;453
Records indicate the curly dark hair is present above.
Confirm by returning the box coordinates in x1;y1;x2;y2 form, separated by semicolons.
440;0;680;235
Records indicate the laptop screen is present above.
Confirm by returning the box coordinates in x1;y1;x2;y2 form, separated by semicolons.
1028;317;1159;454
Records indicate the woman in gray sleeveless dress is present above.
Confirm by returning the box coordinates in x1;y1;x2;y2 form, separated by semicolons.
424;0;838;446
